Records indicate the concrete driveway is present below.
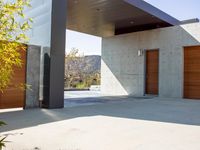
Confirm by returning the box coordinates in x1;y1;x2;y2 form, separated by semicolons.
1;97;200;150
64;90;102;99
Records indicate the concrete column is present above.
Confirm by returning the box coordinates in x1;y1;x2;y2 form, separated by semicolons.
25;45;41;108
39;47;50;107
47;0;67;108
26;0;67;109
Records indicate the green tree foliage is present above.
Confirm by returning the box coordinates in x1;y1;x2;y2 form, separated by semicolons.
65;48;86;88
0;0;32;149
65;48;101;89
0;0;32;92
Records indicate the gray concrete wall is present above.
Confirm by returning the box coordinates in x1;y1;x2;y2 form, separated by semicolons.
101;22;200;98
25;45;41;108
25;0;52;47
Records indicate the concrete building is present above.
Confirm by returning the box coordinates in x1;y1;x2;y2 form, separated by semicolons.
101;23;200;98
1;0;199;109
20;0;200;107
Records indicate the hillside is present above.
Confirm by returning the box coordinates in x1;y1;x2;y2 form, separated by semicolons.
84;55;101;73
64;55;101;89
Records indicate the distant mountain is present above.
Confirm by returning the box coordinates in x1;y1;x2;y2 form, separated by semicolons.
84;55;101;73
64;55;101;89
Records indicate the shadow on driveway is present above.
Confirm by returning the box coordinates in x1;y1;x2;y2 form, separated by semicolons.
1;96;200;132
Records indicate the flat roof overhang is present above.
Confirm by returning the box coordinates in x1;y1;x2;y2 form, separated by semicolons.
67;0;181;37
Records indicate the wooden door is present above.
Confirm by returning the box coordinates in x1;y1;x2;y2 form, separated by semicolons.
184;46;200;99
0;48;27;109
145;50;159;95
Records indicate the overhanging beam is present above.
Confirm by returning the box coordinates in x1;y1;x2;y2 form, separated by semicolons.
124;0;181;25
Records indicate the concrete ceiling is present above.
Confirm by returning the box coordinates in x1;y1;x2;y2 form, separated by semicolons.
66;0;181;37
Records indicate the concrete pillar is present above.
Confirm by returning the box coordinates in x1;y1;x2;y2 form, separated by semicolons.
25;45;41;108
26;0;67;109
39;47;50;108
47;0;67;108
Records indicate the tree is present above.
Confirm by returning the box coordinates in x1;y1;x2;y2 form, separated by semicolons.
0;0;32;92
0;0;32;149
65;48;88;88
65;48;101;89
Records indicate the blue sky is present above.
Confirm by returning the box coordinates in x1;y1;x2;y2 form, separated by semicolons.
66;30;102;55
144;0;199;20
66;0;199;56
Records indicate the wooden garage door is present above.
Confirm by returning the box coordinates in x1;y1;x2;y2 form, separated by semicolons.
184;46;200;99
145;50;159;95
0;48;27;109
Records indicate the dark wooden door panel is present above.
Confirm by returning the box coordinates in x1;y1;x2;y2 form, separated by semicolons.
145;50;159;95
184;46;200;99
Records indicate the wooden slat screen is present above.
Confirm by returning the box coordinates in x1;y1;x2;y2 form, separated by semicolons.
184;46;200;99
0;46;27;109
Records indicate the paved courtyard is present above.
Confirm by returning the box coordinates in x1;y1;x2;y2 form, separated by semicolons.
64;90;102;99
64;90;129;107
1;96;200;150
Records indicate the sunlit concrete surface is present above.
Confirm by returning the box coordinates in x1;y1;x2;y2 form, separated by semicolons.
64;90;115;107
64;90;102;99
0;108;23;113
1;97;200;150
